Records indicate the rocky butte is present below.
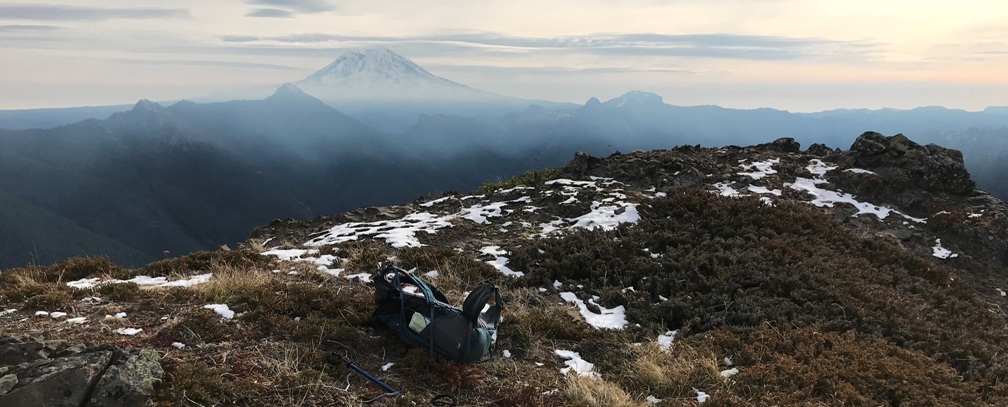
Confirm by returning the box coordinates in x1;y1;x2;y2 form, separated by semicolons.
2;132;1007;406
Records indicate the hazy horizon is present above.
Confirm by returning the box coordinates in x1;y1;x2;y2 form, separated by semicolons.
1;1;1007;111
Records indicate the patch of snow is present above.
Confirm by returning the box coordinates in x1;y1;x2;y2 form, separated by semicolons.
34;311;49;317
261;249;311;261
486;256;524;278
553;280;563;289
204;304;235;319
747;185;782;195
786;177;892;219
932;239;958;259
424;270;440;278
713;182;741;197
658;295;669;302
319;266;343;277
997;288;1006;297
80;296;102;303
460;201;509;224
172;342;186;349
67;278;102;289
720;368;739;378
560;196;579;205
345;273;372;283
845;168;877;175
658;330;677;350
69;274;213;289
807;159;837;176
696;389;710;403
306;212;452;248
382;363;394;371
554;350;598;377
559;292;628;329
738;158;779;179
646;395;662;404
1;309;16;316
66;317;88;324
105;312;127;319
724;357;734;367
419;196;452;207
116;328;143;336
654;192;667;198
49;312;67;319
571;202;640;231
503;350;512;358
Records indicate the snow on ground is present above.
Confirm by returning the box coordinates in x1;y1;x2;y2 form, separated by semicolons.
480;246;524;277
713;182;741;197
658;330;677;350
116;328;143;336
460;201;509;224
502;350;512;358
696;389;710;403
49;312;67;319
172;342;186;349
646;395;662;404
345;273;372;283
306;212;452;248
67;273;213;289
807;159;838;176
932;239;959;259
747;185;782;196
720;368;740;378
204;304;235;319
554;349;598;377
570;202;640;231
382;363;394;371
66;317;87;324
419;196;452;207
105;312;127;319
845;168;877;174
786;178;892;219
997;288;1006;297
559;292;628;329
738;158;779;179
1;309;16;316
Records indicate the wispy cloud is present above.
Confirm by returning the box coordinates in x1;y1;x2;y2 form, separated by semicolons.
0;4;189;21
246;8;295;18
220;31;880;62
243;0;335;13
0;24;63;32
116;58;304;71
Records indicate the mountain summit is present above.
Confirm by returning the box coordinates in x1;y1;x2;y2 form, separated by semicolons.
295;48;494;101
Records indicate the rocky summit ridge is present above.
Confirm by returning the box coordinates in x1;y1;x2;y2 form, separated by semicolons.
3;132;1008;406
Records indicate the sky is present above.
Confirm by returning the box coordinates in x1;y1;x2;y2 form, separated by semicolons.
1;0;1006;111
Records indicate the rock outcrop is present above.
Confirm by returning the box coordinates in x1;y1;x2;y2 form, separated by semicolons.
0;337;163;407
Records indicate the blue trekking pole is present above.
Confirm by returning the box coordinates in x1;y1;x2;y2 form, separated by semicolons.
340;354;400;403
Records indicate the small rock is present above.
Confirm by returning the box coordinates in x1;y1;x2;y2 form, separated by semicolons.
88;349;164;407
0;374;16;396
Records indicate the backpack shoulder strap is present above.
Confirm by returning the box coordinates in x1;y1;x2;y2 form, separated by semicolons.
461;283;503;329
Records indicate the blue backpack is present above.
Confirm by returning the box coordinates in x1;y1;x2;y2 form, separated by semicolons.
371;265;502;363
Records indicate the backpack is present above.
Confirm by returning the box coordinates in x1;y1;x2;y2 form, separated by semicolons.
371;265;503;363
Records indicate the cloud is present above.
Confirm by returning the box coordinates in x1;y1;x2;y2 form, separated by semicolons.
117;58;304;71
0;4;189;21
219;31;880;62
243;0;335;13
246;8;295;18
0;24;62;32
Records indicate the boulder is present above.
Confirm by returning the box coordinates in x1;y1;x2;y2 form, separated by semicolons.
0;338;163;407
88;349;163;407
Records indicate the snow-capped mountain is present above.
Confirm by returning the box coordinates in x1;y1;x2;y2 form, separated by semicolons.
295;48;499;102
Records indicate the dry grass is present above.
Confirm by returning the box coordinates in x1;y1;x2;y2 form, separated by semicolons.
563;374;644;407
624;341;720;398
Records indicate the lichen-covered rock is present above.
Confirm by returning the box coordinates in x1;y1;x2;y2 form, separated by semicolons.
88;349;163;407
0;338;163;407
0;351;111;407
